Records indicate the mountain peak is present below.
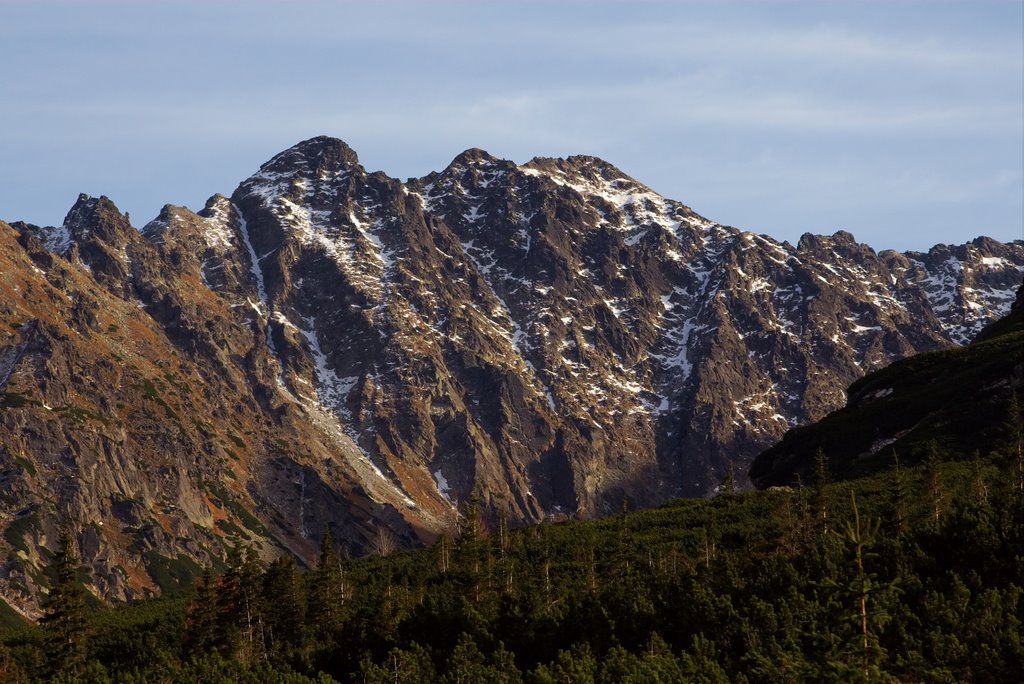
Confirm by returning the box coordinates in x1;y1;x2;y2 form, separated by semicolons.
448;147;498;168
63;193;134;244
233;137;364;211
293;134;358;156
257;136;361;178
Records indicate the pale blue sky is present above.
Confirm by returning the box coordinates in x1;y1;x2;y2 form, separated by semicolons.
1;0;1021;252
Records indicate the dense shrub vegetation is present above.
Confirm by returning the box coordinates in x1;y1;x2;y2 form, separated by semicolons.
1;440;1022;682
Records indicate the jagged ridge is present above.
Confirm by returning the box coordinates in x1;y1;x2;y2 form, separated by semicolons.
0;136;1022;611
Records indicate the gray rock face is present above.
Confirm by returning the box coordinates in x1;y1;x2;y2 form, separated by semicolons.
750;278;1024;489
1;135;1022;612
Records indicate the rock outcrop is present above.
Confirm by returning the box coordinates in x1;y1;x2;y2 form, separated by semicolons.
750;276;1024;487
1;136;1022;612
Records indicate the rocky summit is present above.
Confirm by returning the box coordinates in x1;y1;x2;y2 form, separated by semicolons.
1;136;1022;613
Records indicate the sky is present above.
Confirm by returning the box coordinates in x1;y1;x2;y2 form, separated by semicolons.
1;0;1021;252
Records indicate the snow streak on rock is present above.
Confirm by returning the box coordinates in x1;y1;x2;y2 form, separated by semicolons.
152;138;1024;512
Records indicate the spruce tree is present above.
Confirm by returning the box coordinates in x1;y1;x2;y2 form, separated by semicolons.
184;567;220;656
826;492;895;682
216;539;266;663
719;464;737;496
40;522;90;678
455;491;489;602
262;555;305;656
457;490;484;546
239;545;267;663
307;529;345;639
888;452;911;533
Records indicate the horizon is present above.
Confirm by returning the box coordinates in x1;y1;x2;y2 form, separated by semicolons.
2;0;1021;253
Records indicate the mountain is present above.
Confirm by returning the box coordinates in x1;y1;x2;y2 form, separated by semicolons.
1;136;1022;611
750;279;1024;487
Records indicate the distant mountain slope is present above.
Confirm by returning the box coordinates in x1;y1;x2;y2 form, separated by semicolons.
1;136;1022;609
750;280;1024;487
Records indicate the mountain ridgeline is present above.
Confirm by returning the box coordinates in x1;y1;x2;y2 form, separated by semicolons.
1;136;1022;610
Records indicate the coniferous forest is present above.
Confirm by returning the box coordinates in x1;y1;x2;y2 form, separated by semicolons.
0;442;1022;683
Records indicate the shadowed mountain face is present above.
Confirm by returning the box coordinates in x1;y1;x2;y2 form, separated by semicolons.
1;136;1022;610
750;280;1024;488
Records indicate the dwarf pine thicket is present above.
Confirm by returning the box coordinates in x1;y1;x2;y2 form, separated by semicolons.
1;442;1022;683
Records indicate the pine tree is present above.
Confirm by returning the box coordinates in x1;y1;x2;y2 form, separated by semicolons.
969;450;990;506
1003;390;1023;496
436;532;452;574
442;633;489;683
496;509;509;560
40;522;90;678
359;643;437;683
774;490;801;555
0;639;24;683
680;634;730;683
702;504;718;566
923;441;946;525
795;473;812;546
533;643;598;683
812;448;831;535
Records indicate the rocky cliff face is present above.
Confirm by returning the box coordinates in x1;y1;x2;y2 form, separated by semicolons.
750;279;1024;488
2;136;1022;612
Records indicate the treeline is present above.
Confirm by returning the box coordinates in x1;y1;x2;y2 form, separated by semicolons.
1;446;1023;682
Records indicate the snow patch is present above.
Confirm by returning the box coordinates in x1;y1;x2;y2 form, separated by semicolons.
433;469;454;505
236;209;292;393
